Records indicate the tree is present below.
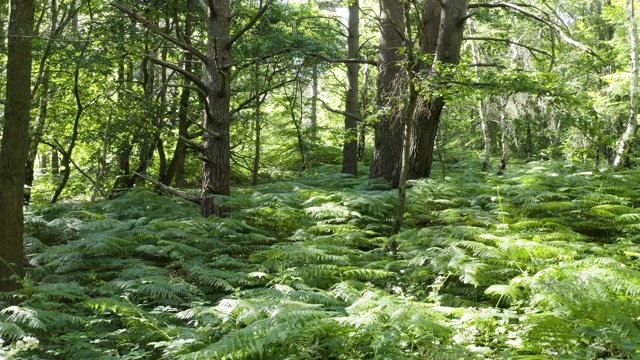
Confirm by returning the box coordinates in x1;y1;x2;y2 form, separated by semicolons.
408;0;468;180
369;0;406;188
613;0;638;167
0;0;35;292
341;0;359;175
113;0;269;217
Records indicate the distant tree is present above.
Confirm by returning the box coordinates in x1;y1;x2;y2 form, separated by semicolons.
341;0;360;175
614;0;638;167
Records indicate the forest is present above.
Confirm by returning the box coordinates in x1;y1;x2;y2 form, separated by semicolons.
2;0;640;358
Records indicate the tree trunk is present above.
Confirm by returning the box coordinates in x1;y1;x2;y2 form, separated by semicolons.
479;101;490;171
497;98;509;175
51;148;59;175
370;0;406;188
252;102;262;185
0;0;35;292
310;64;318;142
614;0;638;167
163;73;191;186
163;0;194;187
408;0;468;179
25;68;51;204
342;0;359;175
469;23;490;171
357;62;370;161
200;0;232;217
40;153;48;170
394;2;419;235
51;61;84;203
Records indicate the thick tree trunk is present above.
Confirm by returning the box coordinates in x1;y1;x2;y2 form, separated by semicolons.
200;1;232;217
0;0;35;292
408;0;468;179
370;0;406;188
614;0;638;167
342;0;359;175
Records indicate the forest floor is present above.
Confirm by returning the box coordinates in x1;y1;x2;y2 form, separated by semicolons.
2;159;640;359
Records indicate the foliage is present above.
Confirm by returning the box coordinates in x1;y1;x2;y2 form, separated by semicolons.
2;161;640;359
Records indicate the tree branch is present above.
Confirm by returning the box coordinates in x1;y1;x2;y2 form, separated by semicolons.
464;36;551;57
187;118;222;138
229;0;269;46
134;171;201;204
147;56;209;94
320;100;365;123
178;135;206;152
467;2;601;60
111;2;208;63
304;51;378;66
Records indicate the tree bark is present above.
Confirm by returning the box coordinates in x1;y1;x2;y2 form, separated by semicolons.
200;0;232;217
614;0;638;167
408;0;468;179
0;0;35;292
370;0;406;188
342;0;359;176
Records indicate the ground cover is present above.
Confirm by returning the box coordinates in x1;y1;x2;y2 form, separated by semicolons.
2;160;640;359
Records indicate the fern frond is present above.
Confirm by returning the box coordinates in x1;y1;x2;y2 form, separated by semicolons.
0;307;46;330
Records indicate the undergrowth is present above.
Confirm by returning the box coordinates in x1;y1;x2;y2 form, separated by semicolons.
3;161;640;359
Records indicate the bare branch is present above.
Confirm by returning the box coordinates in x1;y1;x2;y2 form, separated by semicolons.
464;36;551;57
304;51;378;66
111;2;208;63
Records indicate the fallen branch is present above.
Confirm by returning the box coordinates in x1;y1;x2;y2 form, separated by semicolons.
133;171;201;204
